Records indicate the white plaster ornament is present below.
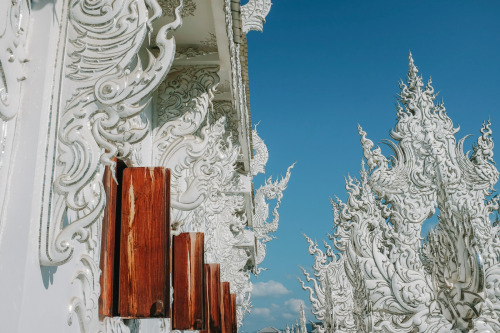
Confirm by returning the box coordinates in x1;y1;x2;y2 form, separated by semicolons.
300;53;500;333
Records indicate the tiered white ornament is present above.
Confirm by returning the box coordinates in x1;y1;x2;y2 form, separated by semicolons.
153;65;294;327
300;53;500;332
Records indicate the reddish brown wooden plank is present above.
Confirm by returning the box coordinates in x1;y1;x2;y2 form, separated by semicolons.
201;264;221;333
172;232;205;330
99;160;126;318
220;282;231;333
118;167;170;318
230;293;237;333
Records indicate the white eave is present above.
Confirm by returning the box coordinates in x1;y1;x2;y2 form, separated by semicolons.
154;0;255;226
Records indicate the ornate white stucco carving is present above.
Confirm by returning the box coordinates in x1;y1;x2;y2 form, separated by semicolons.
40;0;182;266
36;0;183;331
212;100;240;144
300;53;500;333
224;0;252;171
154;75;293;326
241;0;272;33
153;66;224;213
253;162;294;272
298;235;355;333
300;303;307;333
0;0;29;122
153;65;252;326
0;0;30;222
250;125;269;176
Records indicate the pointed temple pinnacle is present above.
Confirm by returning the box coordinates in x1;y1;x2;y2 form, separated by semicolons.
408;51;418;78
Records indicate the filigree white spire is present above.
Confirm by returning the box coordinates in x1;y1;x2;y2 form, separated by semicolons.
300;54;500;332
300;303;307;333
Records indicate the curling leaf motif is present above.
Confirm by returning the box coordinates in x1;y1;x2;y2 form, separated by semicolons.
301;53;500;332
37;0;183;331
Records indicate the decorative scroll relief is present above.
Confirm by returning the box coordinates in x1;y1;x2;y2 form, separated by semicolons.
212;101;240;144
0;0;29;122
37;1;183;332
298;236;356;333
153;65;254;328
300;54;500;333
0;0;29;216
241;0;272;33
250;125;268;176
40;0;182;266
253;161;294;273
153;66;222;214
154;66;219;126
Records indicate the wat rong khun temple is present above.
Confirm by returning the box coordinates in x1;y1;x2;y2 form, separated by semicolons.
2;1;500;333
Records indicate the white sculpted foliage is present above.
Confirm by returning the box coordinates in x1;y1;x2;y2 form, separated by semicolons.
37;0;183;332
153;66;293;327
41;0;182;265
301;54;500;332
253;160;295;272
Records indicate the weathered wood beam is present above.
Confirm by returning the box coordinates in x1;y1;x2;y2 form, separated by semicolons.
118;167;171;318
172;232;205;330
201;264;222;333
221;282;231;333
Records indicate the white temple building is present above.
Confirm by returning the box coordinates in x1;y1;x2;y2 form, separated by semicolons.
0;0;292;332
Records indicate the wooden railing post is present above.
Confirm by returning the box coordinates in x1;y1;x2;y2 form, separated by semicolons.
220;282;231;333
172;232;205;330
118;167;171;318
201;264;222;333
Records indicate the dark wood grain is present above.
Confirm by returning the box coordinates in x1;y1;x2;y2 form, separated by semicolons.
220;282;231;333
230;293;237;333
118;167;170;318
201;264;222;333
172;232;205;330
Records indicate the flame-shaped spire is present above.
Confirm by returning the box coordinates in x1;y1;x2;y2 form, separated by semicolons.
407;51;423;91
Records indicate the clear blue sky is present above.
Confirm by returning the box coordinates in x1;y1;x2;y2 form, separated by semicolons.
241;1;500;332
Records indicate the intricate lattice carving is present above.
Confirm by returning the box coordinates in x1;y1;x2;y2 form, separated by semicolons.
241;0;272;33
153;66;225;214
301;53;500;332
154;66;219;126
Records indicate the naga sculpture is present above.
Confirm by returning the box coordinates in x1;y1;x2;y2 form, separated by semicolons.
300;53;500;332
